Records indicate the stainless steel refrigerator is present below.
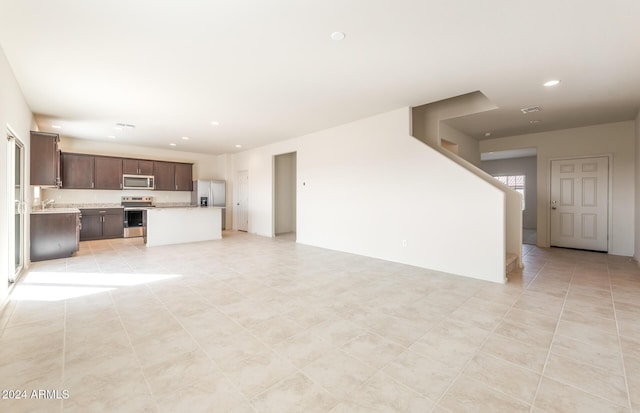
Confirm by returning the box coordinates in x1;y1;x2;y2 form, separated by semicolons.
191;179;226;230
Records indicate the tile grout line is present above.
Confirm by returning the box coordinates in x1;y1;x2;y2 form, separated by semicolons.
426;279;531;409
60;299;67;413
187;264;422;410
527;256;575;413
609;263;634;412
146;282;260;413
108;287;161;413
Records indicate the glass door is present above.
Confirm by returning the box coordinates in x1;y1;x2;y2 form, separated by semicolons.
8;131;25;283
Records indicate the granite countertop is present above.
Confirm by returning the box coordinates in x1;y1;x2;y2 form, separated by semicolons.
31;207;81;214
56;203;122;209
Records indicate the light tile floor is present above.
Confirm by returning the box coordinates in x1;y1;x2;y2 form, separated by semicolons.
0;231;639;412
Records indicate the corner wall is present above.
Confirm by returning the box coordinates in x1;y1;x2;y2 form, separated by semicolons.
635;110;640;262
233;108;507;283
0;46;34;304
412;91;496;167
480;121;635;256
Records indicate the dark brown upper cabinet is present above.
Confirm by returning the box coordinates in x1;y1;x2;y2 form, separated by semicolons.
175;163;193;191
30;131;61;187
94;156;123;189
123;158;154;175
153;161;175;191
154;161;192;191
61;153;95;189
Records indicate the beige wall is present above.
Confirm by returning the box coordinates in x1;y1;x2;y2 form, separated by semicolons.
480;121;635;256
274;152;297;235
440;123;481;166
412;91;495;166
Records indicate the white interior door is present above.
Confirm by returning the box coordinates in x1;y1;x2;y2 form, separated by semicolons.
236;170;248;232
550;157;608;251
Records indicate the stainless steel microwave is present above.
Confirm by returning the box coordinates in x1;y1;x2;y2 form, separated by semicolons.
122;174;155;190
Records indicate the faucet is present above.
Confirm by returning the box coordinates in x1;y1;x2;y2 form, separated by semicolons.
42;199;55;209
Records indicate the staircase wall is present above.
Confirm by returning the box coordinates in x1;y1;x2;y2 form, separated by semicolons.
232;107;508;283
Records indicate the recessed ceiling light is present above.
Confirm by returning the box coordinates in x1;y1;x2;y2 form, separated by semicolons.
484;132;491;137
169;143;177;147
543;79;560;87
530;120;541;124
235;144;242;148
210;121;220;126
181;136;189;140
51;125;62;129
331;31;346;41
114;126;122;131
107;135;116;139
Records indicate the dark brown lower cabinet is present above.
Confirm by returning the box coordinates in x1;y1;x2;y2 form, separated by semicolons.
80;208;124;241
30;212;80;262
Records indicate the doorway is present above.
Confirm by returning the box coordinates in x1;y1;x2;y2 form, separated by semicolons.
7;129;26;283
274;152;297;238
480;149;538;245
550;156;609;252
236;170;248;232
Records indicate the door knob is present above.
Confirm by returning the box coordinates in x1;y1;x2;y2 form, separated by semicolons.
551;200;557;210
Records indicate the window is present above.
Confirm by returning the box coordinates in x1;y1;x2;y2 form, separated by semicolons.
494;175;525;209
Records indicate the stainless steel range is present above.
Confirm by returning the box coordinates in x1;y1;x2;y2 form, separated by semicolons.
121;196;155;238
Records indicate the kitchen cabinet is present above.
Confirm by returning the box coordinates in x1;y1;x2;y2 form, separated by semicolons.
154;161;193;191
30;131;61;187
94;156;123;189
175;163;193;191
153;161;175;191
62;153;95;189
80;208;124;240
30;211;80;261
61;152;192;191
123;158;154;175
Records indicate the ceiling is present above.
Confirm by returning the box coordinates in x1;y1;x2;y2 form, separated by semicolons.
1;1;639;155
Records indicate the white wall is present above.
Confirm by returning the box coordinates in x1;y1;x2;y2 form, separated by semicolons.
233;108;507;283
0;46;34;304
480;121;635;256
41;137;222;206
481;156;537;229
635;110;640;262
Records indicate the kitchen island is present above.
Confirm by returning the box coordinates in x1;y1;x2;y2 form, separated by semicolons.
145;206;222;247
